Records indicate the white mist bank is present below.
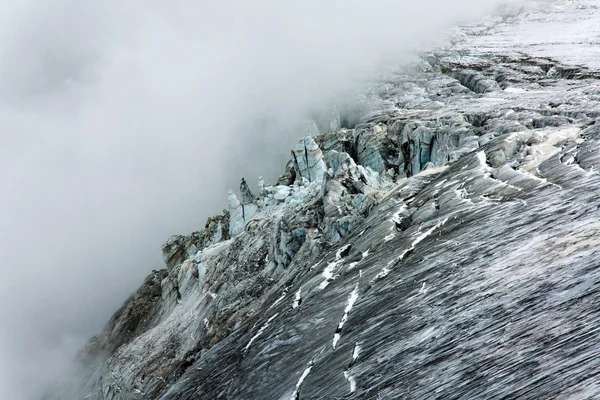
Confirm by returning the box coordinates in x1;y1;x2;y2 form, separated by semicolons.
0;0;509;398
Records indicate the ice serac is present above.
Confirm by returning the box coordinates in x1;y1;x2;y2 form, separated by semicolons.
292;136;327;184
48;2;600;399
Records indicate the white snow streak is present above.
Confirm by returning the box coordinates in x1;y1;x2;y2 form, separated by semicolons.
344;371;357;393
352;343;361;361
412;218;448;247
319;244;353;289
290;363;313;400
268;289;287;310
476;151;488;168
244;313;278;352
391;205;407;224
333;333;342;349
373;266;391;280
333;285;360;349
372;218;448;282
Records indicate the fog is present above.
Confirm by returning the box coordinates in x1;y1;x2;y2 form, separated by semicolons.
0;0;503;398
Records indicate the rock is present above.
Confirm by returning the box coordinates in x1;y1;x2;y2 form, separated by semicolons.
162;235;201;271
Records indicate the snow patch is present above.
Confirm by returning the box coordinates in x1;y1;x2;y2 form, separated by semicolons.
268;289;288;310
319;262;338;289
434;179;447;188
292;288;302;309
319;245;354;289
476;151;488;168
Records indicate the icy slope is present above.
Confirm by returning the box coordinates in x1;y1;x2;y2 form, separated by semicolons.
53;1;600;399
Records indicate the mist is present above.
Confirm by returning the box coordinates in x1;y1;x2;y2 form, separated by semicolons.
0;0;503;398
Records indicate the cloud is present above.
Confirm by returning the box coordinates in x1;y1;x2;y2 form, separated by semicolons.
0;0;501;398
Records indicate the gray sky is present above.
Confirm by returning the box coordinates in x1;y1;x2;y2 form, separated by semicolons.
0;1;501;398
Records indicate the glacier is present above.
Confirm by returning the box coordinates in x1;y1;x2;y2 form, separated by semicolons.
45;1;600;399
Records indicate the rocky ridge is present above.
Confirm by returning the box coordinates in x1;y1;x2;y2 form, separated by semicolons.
56;2;600;399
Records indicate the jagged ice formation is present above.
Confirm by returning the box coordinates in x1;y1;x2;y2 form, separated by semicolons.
48;1;600;399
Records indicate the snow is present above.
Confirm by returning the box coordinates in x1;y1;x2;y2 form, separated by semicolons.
412;218;448;247
373;267;391;281
333;285;360;349
244;313;279;352
268;289;288;310
319;245;353;289
344;371;357;393
319;262;338;289
292;288;302;309
353;343;361;361
373;218;448;282
476;151;488;168
519;126;581;173
332;333;342;349
290;363;313;400
469;0;600;70
391;205;408;224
